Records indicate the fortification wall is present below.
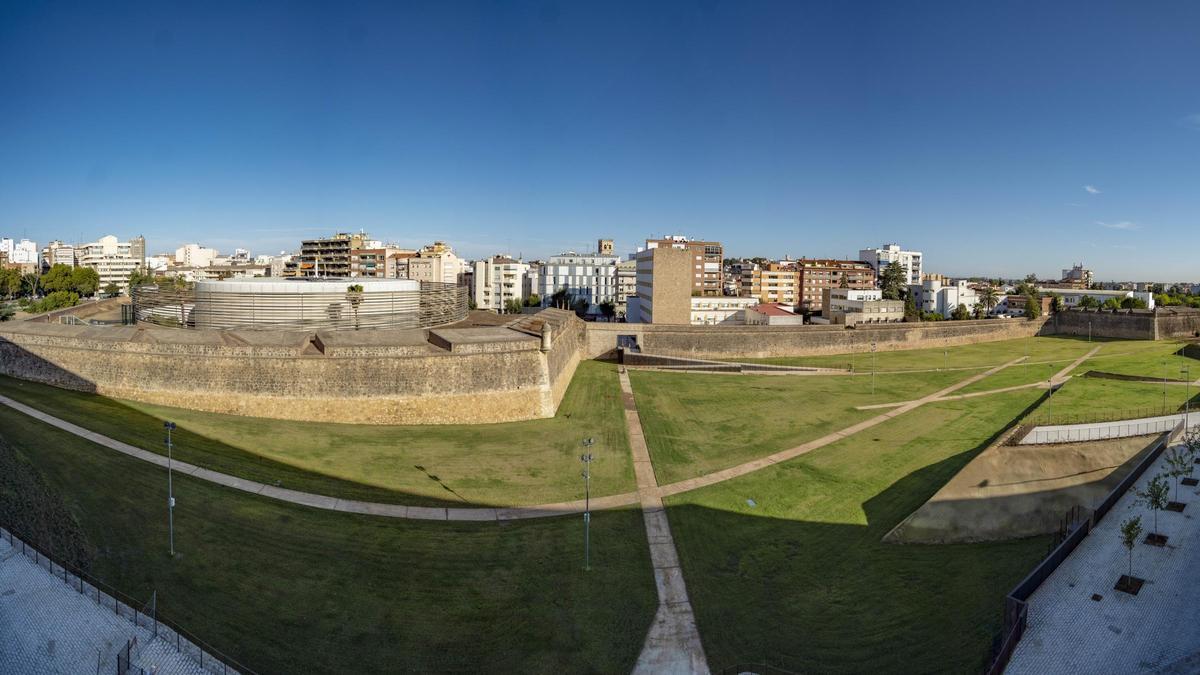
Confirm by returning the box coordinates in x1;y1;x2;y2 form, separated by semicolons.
1154;308;1200;339
585;317;1051;359
0;310;586;425
1050;308;1156;340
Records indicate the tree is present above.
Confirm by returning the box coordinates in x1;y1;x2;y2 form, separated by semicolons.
1136;473;1170;538
0;304;13;321
0;268;22;299
1025;294;1041;319
102;282;121;298
977;285;1000;315
1023;273;1039;285
504;298;524;315
26;290;80;314
1165;446;1193;502
972;304;986;319
69;267;100;297
598;301;616;321
128;268;157;288
1103;297;1122;311
1078;295;1100;309
550;288;572;310
1120;296;1148;310
39;264;74;293
903;295;919;322
19;273;39;298
1120;516;1142;582
879;261;906;300
951;303;970;321
345;284;364;329
1047;292;1064;313
570;297;590;318
524;293;541;307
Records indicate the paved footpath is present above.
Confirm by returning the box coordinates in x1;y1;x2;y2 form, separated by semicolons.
618;369;710;675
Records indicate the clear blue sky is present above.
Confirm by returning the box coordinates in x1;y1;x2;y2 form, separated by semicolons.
2;0;1198;281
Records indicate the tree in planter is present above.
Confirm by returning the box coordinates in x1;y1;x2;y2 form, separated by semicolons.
1119;516;1143;588
345;284;365;329
1136;473;1170;543
1165;446;1194;502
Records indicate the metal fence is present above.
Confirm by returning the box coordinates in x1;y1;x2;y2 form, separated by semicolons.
131;281;467;331
0;524;253;675
1020;412;1198;445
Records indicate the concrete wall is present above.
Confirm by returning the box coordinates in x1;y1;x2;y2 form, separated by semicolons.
0;310;586;426
1051;308;1156;340
1154;308;1200;340
586;317;1051;359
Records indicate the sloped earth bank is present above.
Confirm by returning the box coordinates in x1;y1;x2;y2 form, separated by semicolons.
886;435;1157;543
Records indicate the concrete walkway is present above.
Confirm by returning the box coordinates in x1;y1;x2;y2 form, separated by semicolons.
620;369;710;675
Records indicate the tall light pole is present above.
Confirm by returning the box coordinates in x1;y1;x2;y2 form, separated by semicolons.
581;438;594;571
1164;360;1169;415
1047;379;1054;425
1088;320;1092;343
164;421;177;557
1184;366;1192;432
871;341;877;397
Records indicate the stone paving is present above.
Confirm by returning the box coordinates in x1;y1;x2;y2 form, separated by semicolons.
1007;441;1200;674
0;537;206;674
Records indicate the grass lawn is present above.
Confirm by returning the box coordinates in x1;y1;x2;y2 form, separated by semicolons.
1074;339;1197;380
663;390;1050;673
0;405;657;674
956;360;1062;394
629;368;974;484
0;361;634;508
1025;376;1200;426
732;335;1098;372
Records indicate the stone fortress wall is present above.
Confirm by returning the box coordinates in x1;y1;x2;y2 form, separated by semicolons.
0;307;1194;425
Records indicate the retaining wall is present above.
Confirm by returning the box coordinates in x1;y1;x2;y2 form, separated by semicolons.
1051;308;1156;340
585;317;1051;359
1019;413;1199;444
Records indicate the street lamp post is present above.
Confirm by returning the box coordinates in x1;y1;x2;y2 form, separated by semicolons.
1047;379;1054;424
1088;321;1092;343
1164;360;1169;415
581;438;594;571
1184;366;1192;432
871;342;877;397
164;421;177;557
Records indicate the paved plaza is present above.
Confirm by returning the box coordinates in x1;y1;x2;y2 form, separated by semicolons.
1007;441;1200;674
0;537;206;674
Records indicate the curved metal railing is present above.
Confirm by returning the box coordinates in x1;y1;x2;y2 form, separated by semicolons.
131;281;467;331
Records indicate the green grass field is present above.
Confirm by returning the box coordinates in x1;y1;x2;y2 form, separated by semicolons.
1025;376;1199;425
733;334;1099;372
1075;339;1198;380
629;368;973;484
0;405;657;674
664;390;1050;673
0;361;634;507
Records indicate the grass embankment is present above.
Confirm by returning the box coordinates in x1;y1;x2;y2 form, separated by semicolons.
1074;338;1197;380
0;361;634;507
0;406;657;674
663;390;1050;673
1025;377;1200;426
629;368;971;484
731;335;1098;372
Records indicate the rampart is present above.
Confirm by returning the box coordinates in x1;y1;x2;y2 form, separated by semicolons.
585;317;1052;359
0;309;583;425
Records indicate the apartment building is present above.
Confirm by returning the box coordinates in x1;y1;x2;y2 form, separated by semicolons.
287;232;368;277
797;259;876;312
859;243;924;285
350;248;406;278
472;256;531;311
77;235;141;291
175;243;220;268
644;235;723;296
740;262;799;306
539;249;619;311
823;287;904;325
40;240;76;271
633;246;692;324
908;279;981;317
1;238;38;265
1060;264;1094;289
616;258;637;319
406;241;465;284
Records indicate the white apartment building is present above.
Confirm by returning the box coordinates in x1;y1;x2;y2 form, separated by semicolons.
1035;288;1155;311
908;279;980;317
77;235;140;292
406;241;465;285
689;296;756;325
1;238;38;264
40;240;75;270
859;243;924;285
175;243;220;268
539;251;619;311
472;256;531;312
823;287;905;325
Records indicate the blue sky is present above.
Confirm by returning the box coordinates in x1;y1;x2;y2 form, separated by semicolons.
2;0;1198;280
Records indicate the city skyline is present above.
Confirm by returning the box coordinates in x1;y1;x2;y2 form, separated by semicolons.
3;1;1199;280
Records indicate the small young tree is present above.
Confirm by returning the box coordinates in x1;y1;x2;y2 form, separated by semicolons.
951;303;970;321
1136;473;1170;537
1120;516;1143;581
1165;446;1193;502
345;284;364;329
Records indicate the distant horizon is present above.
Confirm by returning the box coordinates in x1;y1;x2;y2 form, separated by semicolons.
3;1;1198;281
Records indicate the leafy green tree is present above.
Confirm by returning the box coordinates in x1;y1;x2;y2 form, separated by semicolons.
1025;294;1041;319
69;267;100;297
550;288;573;310
504;298;524;314
1078;295;1100;309
27;290;80;313
1103;297;1122;310
102;282;121;298
1047;292;1063;313
1120;516;1142;582
20;273;39;298
570;297;590;318
345;284;364;329
1165;446;1193;502
39;264;74;293
903;295;919;322
1120;296;1148;310
0;268;22;299
879;261;906;300
1136;474;1170;538
524;293;541;307
977;285;1000;315
950;303;970;320
128;268;157;288
598;300;616;320
0;304;13;321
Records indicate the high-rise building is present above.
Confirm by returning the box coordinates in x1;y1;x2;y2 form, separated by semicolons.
405;241;464;284
287;232;369;277
1061;264;1093;289
175;243;219;268
40;240;76;272
538;248;619;312
1;238;38;265
797;259;876;312
471;256;531;311
644;235;724;296
129;235;146;270
616;258;637;319
858;243;924;285
77;235;140;292
634;246;754;324
740;262;800;306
